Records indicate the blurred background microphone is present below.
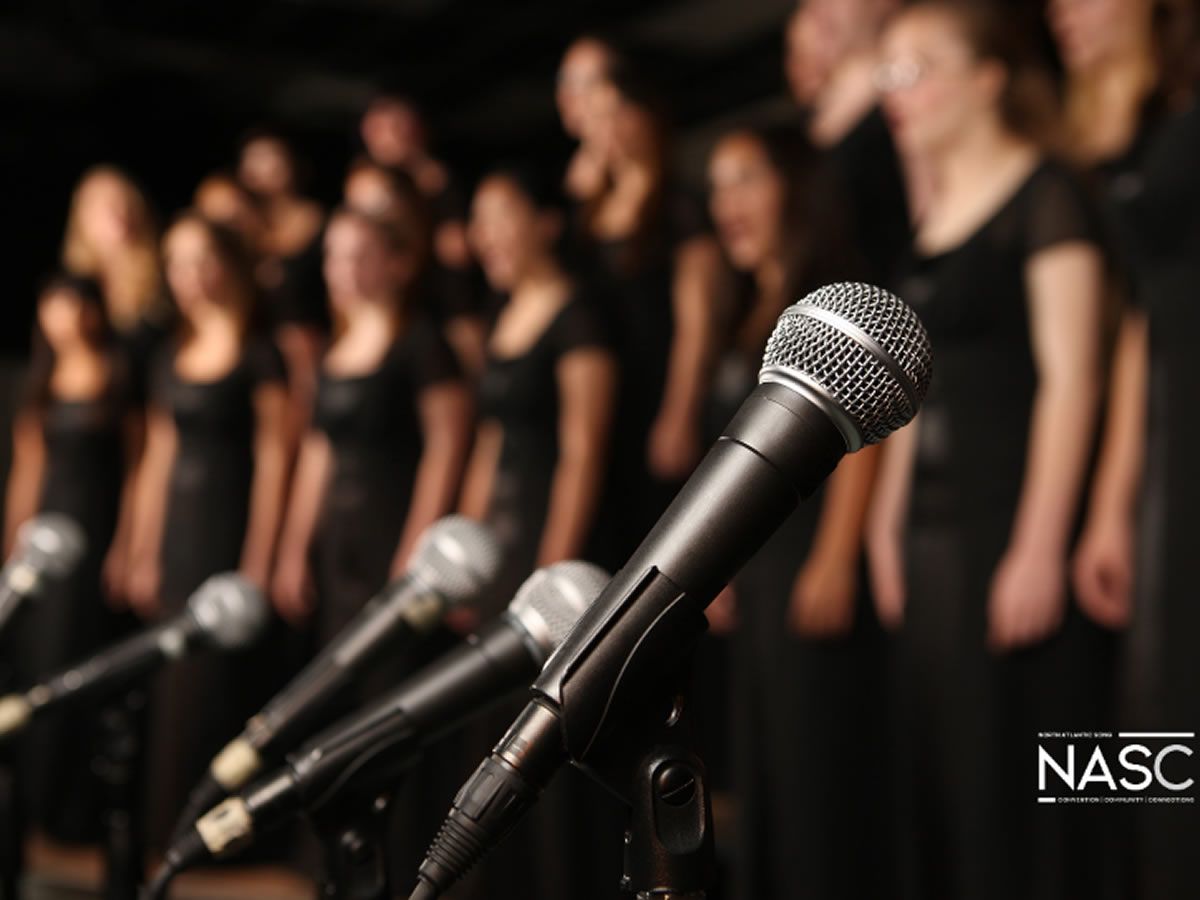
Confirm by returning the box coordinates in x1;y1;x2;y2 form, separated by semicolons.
0;573;267;739
411;283;933;899
0;513;86;637
148;560;610;896
168;516;501;840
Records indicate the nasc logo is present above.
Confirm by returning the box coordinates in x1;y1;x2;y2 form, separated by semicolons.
1037;732;1196;805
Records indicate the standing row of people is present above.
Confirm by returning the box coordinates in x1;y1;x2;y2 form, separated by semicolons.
2;1;1197;899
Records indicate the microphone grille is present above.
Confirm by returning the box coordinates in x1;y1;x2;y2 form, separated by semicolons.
17;514;87;578
408;516;503;607
760;282;932;448
187;573;270;650
507;561;610;661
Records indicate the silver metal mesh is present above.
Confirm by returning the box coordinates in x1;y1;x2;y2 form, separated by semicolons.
188;573;270;649
508;561;610;660
760;282;933;446
409;516;503;607
17;514;86;578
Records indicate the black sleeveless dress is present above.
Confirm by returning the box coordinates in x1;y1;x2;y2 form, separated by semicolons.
894;161;1117;900
455;293;626;900
15;361;132;842
142;338;289;849
1102;95;1200;900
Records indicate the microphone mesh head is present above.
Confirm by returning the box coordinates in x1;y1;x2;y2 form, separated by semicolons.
17;514;86;578
408;516;503;607
187;573;270;650
507;561;610;662
760;282;933;448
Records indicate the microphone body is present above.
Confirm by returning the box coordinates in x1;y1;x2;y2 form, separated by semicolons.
0;573;267;739
414;283;934;897
174;518;501;834
159;562;608;878
0;514;86;637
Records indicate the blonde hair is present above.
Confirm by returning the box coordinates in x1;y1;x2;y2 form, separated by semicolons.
61;165;163;328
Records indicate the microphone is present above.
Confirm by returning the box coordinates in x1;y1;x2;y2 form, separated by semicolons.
0;513;87;636
0;573;268;739
170;516;501;838
411;282;934;898
150;561;610;893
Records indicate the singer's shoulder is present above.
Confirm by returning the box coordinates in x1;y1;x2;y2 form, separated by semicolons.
549;289;614;357
243;336;289;388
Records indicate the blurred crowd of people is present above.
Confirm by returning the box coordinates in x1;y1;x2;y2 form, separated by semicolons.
2;0;1198;898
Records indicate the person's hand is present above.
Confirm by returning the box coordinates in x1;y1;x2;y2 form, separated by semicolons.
647;412;701;480
788;553;856;638
101;546;129;611
1072;512;1135;630
988;544;1068;651
271;555;315;627
126;557;162;619
705;584;738;635
867;529;905;629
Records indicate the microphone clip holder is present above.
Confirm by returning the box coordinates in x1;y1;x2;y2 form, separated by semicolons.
570;651;715;899
309;787;394;900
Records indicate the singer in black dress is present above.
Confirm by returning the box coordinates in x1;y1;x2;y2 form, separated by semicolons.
706;127;889;900
127;215;291;850
1073;91;1200;899
3;275;139;842
872;7;1116;898
566;57;723;563
272;207;470;663
457;169;622;900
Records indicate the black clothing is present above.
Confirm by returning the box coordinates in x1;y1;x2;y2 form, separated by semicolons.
711;289;888;900
477;292;612;607
573;190;709;564
827;107;912;289
264;232;330;333
1105;95;1200;900
894;161;1116;900
142;337;288;849
457;291;625;900
15;359;132;842
310;317;460;648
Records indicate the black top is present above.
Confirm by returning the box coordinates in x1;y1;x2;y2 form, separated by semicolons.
900;160;1105;520
314;316;460;471
265;230;331;331
569;189;709;418
478;293;610;438
152;337;287;447
827;107;912;290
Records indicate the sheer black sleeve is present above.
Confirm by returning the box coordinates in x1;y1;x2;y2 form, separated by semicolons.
246;337;288;388
1023;164;1107;259
548;295;613;360
409;317;463;391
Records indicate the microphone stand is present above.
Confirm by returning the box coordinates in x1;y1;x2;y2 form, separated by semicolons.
96;687;146;900
310;789;394;900
575;655;716;900
0;657;21;900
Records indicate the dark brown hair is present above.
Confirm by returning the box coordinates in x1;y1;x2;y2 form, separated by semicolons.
912;0;1062;147
24;272;116;411
164;212;262;338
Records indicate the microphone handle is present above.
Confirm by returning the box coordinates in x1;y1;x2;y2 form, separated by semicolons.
282;615;536;810
537;382;844;759
27;612;203;713
166;615;541;874
246;583;427;759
